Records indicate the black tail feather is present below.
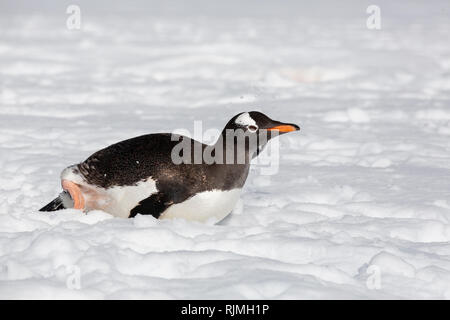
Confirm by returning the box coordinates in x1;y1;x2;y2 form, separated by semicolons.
39;191;73;212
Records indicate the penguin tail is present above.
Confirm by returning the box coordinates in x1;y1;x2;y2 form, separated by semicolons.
39;191;74;212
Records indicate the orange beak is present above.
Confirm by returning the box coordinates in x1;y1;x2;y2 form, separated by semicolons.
267;124;300;132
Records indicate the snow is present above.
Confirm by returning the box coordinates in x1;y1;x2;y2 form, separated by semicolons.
1;0;450;299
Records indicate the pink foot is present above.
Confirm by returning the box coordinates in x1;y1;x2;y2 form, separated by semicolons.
61;179;85;210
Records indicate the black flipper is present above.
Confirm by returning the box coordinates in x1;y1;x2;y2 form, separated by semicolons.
39;191;74;212
129;192;172;218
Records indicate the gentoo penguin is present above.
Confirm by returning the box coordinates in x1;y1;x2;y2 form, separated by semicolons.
40;111;299;222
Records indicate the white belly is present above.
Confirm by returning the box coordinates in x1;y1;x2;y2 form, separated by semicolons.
159;188;242;223
81;179;158;218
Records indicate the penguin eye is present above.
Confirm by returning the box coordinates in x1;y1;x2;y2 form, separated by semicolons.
248;125;258;133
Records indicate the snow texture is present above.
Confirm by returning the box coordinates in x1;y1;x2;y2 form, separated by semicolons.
1;0;450;299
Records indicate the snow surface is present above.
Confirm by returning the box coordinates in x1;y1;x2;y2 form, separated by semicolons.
1;0;450;299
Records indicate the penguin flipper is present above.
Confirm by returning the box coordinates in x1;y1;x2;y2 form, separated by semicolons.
129;192;172;219
39;191;74;212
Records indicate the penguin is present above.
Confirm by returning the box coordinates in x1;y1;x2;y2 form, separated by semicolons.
40;111;300;222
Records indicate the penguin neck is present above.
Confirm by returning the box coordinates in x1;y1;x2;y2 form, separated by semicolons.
210;130;258;165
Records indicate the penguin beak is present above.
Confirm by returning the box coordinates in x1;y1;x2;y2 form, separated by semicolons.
267;123;300;133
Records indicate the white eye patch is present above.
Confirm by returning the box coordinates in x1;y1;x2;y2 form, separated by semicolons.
235;112;257;127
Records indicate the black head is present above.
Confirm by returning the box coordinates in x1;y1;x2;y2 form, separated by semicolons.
223;111;300;134
219;111;300;160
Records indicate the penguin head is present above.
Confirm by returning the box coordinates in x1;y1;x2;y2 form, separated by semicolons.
224;111;300;135
221;111;300;159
